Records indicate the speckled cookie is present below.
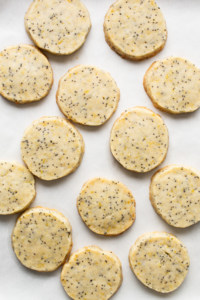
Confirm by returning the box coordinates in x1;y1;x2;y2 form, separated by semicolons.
21;116;84;180
150;165;200;228
104;0;167;60
25;0;91;55
12;207;72;272
56;65;120;126
144;57;200;113
77;178;135;235
110;107;169;173
129;232;190;293
61;246;122;300
0;44;53;104
0;161;35;215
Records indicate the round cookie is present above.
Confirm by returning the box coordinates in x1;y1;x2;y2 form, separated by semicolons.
77;178;135;235
144;57;200;114
129;232;190;293
25;0;91;55
110;107;169;173
150;165;200;228
0;44;53;104
21;116;84;180
56;65;120;126
12;207;72;272
61;246;122;300
104;0;167;61
0;161;35;215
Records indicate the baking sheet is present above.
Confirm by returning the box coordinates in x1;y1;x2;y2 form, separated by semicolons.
0;0;200;299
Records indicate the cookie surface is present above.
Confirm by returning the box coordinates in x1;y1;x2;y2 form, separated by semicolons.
0;44;53;103
0;161;35;215
77;178;135;235
150;165;200;227
12;207;72;272
129;232;190;293
104;0;167;60
144;57;200;113
25;0;91;55
110;107;169;173
57;65;120;126
21;116;84;180
61;246;122;300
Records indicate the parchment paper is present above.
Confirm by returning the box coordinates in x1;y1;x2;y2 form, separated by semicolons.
0;0;200;299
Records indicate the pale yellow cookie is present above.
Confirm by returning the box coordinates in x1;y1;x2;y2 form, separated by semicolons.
150;165;200;228
77;177;135;235
129;232;190;293
25;0;91;55
12;207;72;272
144;57;200;113
110;107;169;173
104;0;167;60
0;44;53;103
21;116;84;180
61;246;122;300
56;65;120;126
0;161;35;215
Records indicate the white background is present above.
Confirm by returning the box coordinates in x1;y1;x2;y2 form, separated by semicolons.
0;0;200;299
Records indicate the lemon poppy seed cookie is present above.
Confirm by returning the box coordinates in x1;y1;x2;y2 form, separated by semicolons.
25;0;91;55
61;246;122;300
110;107;169;173
150;165;200;228
0;45;53;103
144;57;200;113
57;65;120;126
21;116;84;180
129;232;190;293
77;178;135;235
104;0;167;61
0;161;35;215
12;207;72;272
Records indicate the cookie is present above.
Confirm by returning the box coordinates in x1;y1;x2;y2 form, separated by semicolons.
61;246;122;300
104;0;167;61
21;116;84;180
25;0;91;55
129;232;190;293
110;107;169;173
0;44;53;104
0;161;35;215
144;57;200;113
150;165;200;228
77;177;135;235
12;207;72;272
56;65;120;126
